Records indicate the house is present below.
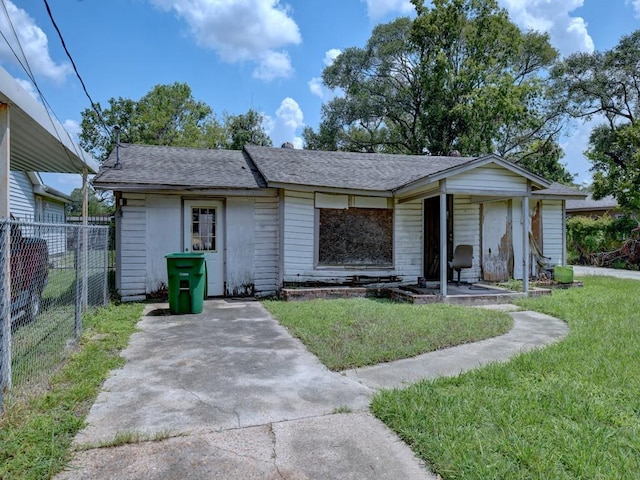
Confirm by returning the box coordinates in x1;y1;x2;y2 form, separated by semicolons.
9;170;71;223
566;194;620;218
92;144;585;301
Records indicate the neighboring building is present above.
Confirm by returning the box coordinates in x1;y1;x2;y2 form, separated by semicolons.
93;144;586;301
566;194;620;218
9;170;71;223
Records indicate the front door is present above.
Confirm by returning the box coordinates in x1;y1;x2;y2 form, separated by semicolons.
183;200;224;296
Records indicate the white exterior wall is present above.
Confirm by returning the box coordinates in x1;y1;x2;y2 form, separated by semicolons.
226;197;256;296
9;170;35;220
282;190;422;283
541;200;564;266
447;164;528;192
118;192;280;300
254;194;279;296
119;193;147;300
41;199;66;223
452;195;481;282
146;195;181;293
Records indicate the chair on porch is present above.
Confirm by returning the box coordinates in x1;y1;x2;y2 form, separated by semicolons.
448;244;473;286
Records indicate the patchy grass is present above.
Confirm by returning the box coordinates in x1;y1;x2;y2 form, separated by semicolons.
0;302;144;480
372;276;640;479
263;298;512;370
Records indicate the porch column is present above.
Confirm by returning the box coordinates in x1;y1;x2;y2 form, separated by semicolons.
522;195;529;294
0;103;11;399
439;185;447;296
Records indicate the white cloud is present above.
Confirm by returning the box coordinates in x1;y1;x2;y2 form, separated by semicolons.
265;97;304;147
626;0;640;17
499;0;594;55
560;118;600;184
308;48;342;100
363;0;414;19
63;119;81;139
323;49;341;66
151;0;301;81
0;1;70;82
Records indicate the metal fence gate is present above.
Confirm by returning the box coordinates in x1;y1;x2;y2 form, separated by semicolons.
0;219;109;411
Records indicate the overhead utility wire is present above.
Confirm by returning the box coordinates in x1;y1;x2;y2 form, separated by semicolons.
0;0;82;169
43;0;111;137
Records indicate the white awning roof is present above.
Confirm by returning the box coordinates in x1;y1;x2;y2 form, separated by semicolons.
0;66;98;174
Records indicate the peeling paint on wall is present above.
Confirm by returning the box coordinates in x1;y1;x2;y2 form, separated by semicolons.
481;200;514;282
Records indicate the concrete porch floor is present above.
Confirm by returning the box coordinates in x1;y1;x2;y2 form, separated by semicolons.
279;282;552;305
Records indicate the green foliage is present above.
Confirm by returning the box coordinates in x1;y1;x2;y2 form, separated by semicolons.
553;30;640;210
66;186;113;216
79;82;272;161
372;277;640;479
263;298;512;370
0;303;144;479
306;0;568;182
566;215;637;264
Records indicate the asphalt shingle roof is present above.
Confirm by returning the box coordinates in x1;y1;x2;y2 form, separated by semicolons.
93;144;265;189
566;194;617;211
244;145;476;191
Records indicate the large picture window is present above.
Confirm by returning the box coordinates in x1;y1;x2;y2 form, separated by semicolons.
318;207;393;267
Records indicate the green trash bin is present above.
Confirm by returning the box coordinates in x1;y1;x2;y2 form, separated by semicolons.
165;253;207;314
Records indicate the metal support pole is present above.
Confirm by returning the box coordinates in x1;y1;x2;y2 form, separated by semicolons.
81;168;88;312
439;187;448;297
0;104;12;408
522;196;529;294
74;228;82;339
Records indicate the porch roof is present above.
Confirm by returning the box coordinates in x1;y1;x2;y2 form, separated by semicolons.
0;66;98;174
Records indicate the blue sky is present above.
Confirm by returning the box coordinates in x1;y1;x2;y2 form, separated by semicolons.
1;0;639;194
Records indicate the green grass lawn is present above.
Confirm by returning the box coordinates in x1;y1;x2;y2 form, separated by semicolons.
263;298;513;370
0;302;144;480
371;276;640;479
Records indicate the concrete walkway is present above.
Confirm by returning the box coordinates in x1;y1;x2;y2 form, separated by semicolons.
573;265;640;281
56;300;569;480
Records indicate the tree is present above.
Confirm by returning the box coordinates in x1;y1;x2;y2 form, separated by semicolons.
66;186;113;217
553;30;640;209
223;109;273;150
305;0;568;180
79;83;271;161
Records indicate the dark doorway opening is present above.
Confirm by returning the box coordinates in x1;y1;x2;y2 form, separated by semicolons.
423;195;453;281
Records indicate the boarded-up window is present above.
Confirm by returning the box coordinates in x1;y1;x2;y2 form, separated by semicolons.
318;208;393;266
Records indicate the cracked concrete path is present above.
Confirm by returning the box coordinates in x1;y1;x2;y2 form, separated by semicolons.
57;299;569;480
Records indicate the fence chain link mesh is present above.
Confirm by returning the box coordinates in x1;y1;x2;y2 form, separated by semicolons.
0;219;109;411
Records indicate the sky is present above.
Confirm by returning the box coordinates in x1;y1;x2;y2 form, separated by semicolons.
1;0;639;194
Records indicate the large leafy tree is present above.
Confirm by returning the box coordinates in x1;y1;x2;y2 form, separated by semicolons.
304;0;571;181
553;30;640;209
66;186;113;216
80;82;271;161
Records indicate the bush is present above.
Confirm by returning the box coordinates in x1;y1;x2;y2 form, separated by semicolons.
567;214;638;265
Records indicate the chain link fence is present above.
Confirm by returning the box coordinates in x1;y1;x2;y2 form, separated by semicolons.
0;219;109;411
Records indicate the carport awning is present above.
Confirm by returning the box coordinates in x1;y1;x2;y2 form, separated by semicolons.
0;66;98;174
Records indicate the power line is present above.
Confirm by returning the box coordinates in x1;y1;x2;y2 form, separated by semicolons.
0;0;84;170
42;0;111;137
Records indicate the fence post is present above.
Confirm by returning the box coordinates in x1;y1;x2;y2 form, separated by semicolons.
74;226;82;339
0;221;12;411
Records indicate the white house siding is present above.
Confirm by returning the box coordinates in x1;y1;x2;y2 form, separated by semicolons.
254;194;279;296
226;197;256;296
39;201;67;256
9;170;35;220
41;200;66;223
282;190;315;282
541;200;564;266
452;195;481;283
118;193;147;300
146;195;181;293
447;164;527;192
394;199;423;279
282;190;422;284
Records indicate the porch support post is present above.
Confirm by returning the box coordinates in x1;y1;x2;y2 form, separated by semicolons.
0;103;11;400
439;182;447;296
522;194;529;294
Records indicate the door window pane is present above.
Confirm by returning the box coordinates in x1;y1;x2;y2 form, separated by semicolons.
191;207;216;251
